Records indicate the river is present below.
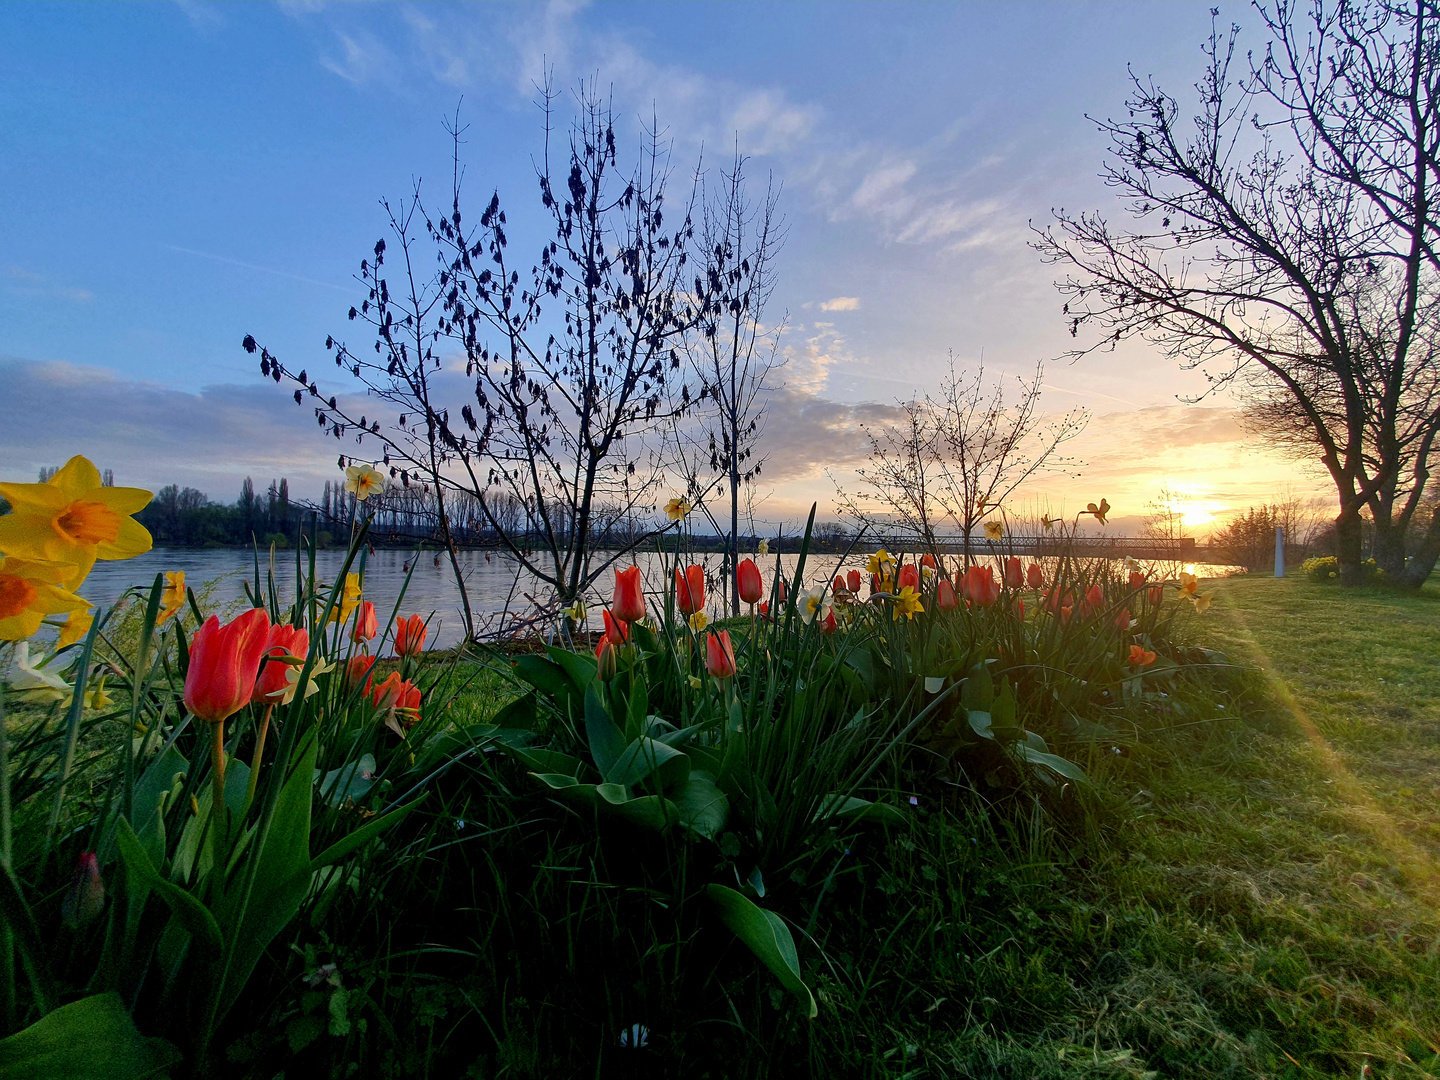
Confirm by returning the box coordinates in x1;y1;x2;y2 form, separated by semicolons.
76;547;1244;649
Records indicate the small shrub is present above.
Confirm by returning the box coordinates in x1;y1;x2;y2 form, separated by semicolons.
1301;556;1383;583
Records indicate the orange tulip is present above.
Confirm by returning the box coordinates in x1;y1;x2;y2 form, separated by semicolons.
1129;644;1157;666
346;653;378;691
351;600;379;642
920;553;938;573
962;565;1000;607
371;671;422;733
252;623;308;705
1026;563;1043;590
394;614;428;657
706;629;737;678
1086;584;1104;609
846;569;862;594
736;558;764;606
898;564;920;592
184;608;271;724
1004;556;1023;589
594;609;629;657
1114;608;1131;629
937;578;958;611
1128;570;1146;591
613;566;645;623
1060;605;1073;624
675;564;705;616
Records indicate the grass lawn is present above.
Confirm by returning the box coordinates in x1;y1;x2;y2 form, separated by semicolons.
998;571;1440;1079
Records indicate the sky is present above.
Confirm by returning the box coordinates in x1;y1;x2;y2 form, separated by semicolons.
0;0;1331;536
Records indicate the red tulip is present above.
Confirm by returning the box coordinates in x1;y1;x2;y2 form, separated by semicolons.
706;629;737;678
351;600;378;642
184;608;271;724
1128;570;1146;591
1086;583;1104;609
394;614;428;657
963;566;1000;607
832;575;846;594
1148;585;1164;605
758;601;771;618
1005;556;1023;589
1026;563;1043;590
776;578;788;604
920;553;938;572
613;566;645;623
252;623;308;705
821;608;838;634
937;578;958;611
675;564;705;616
1115;608;1131;629
1016;598;1026;621
846;569;862;594
371;671;422;732
736;558;764;605
898;564;920;592
1060;605;1073;624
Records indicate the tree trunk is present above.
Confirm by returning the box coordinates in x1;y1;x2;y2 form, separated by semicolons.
1396;503;1440;591
1334;506;1366;586
1372;515;1409;580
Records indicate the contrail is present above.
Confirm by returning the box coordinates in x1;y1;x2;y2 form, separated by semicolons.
163;244;354;294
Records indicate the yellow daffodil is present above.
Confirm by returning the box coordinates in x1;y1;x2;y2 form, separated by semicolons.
157;570;186;625
757;539;769;556
1085;498;1111;525
983;520;1004;541
56;608;95;649
799;584;830;625
875;573;895;594
327;572;363;624
0;456;152;585
0;557;91;642
563;599;587;624
866;548;894;575
688;610;709;632
664;497;692;522
1041;514;1057;532
1191;593;1212;615
892;585;924;621
86;672;114;711
344;464;385;502
687;675;702;690
269;658;334;706
1177;572;1199;597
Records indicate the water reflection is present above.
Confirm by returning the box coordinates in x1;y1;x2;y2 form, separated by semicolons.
79;548;1244;649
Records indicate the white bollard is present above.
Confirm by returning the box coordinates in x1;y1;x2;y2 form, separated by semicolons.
1275;525;1285;578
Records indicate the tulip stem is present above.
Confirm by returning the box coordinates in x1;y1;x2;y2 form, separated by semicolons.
210;720;227;861
244;705;274;814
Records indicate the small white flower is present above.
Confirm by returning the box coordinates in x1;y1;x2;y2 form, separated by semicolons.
798;584;831;625
269;658;334;706
6;642;73;704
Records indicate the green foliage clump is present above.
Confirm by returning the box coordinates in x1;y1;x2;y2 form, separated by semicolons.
1301;555;1385;582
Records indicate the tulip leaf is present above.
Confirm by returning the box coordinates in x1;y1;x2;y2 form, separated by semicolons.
317;754;377;808
585;685;626;777
0;992;181;1080
1011;744;1089;785
624;681;649;742
512;655;578;713
309;794;424;873
505;744;584;777
606;737;691;792
596;787;677;831
961;662;994;711
991;677;1017;729
490;691;538;730
113;818;223;959
531;773;598;808
706;885;817;1019
673;775;730;840
546;646;597;693
814;795;907;826
967;710;995;740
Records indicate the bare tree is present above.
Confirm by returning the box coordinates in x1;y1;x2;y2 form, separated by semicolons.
668;152;785;613
836;361;1086;562
1035;2;1440;589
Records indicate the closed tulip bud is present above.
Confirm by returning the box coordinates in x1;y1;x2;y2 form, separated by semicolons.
1016;598;1025;621
898;564;920;592
736;558;764;606
1115;608;1131;629
706;629;736;679
1086;584;1104;609
1149;585;1164;605
61;852;105;929
832;575;846;594
184;608;271;724
596;638;618;680
351;601;378;642
920;553;938;571
394;613;427;657
846;569;862;594
937;578;958;611
1026;563;1043;589
1128;570;1146;591
963;566;1000;607
758;601;770;618
1005;556;1023;589
776;578;787;604
613;566;645;623
675;564;705;616
252;623;308;704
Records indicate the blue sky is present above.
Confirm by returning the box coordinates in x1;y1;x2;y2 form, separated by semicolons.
0;0;1323;531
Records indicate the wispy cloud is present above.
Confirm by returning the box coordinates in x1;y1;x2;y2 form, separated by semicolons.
819;297;859;312
3;265;93;303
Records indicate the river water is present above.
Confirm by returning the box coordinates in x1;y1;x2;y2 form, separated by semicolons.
77;547;1243;649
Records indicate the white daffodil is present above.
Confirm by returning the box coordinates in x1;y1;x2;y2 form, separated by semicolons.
269;658;335;706
757;539;769;556
799;584;831;625
7;641;74;705
344;463;386;502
